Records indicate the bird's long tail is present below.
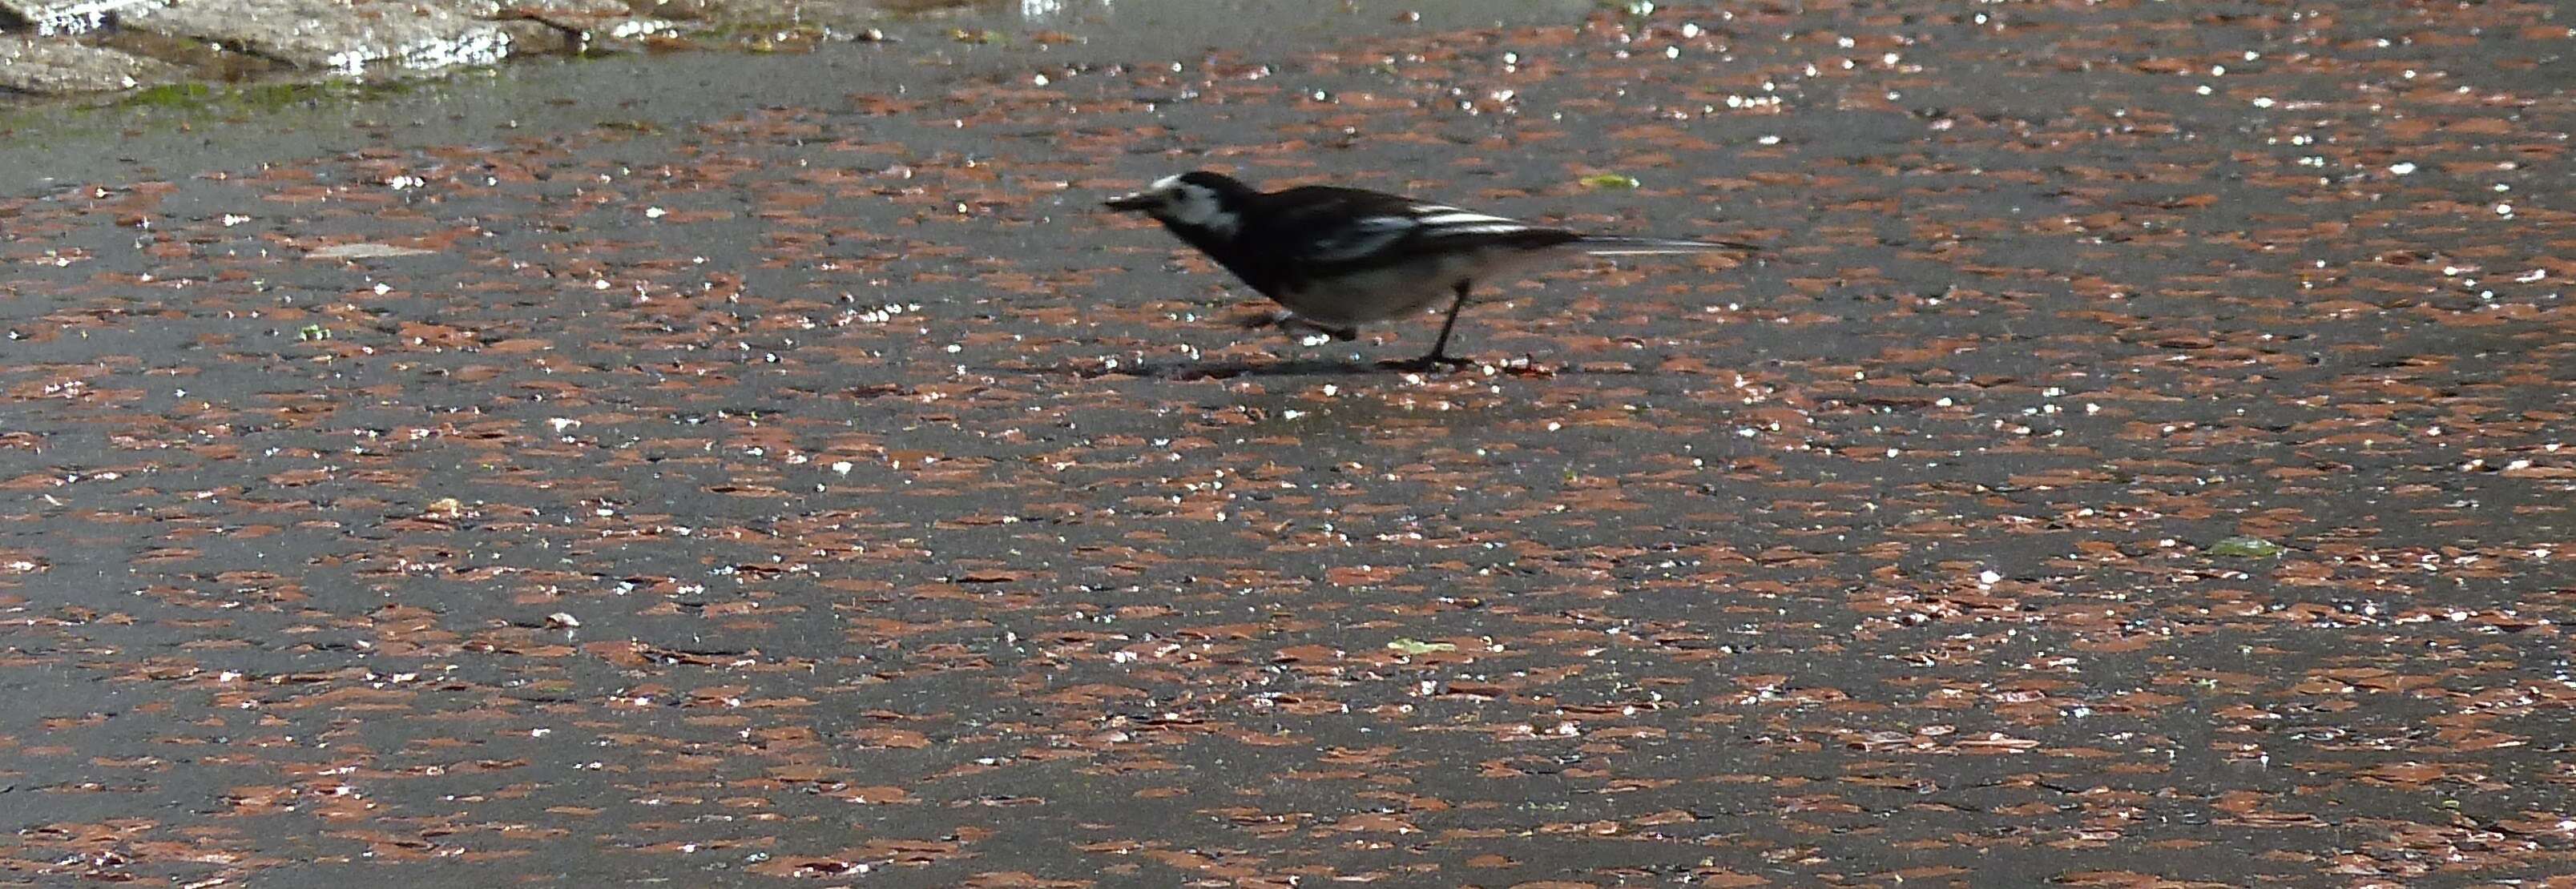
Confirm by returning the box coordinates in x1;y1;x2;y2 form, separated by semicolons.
1574;235;1764;255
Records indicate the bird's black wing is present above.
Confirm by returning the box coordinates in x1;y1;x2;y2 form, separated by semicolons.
1248;187;1582;284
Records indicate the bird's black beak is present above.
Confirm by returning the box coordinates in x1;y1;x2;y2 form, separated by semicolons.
1103;193;1154;211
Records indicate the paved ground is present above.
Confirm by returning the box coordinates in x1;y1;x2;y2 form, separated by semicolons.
2;1;2572;886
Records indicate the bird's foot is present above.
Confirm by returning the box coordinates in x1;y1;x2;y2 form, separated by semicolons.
1380;354;1479;373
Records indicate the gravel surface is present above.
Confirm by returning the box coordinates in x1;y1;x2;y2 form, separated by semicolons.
2;1;2572;885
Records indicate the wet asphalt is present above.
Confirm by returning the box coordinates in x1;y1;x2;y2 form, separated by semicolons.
2;0;2572;885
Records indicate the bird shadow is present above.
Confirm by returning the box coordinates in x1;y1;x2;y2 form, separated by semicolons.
1010;356;1642;380
1046;358;1400;380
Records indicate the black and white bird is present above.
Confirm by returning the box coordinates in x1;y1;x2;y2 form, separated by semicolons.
1104;171;1760;370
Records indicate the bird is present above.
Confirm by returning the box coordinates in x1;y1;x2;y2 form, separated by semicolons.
1103;170;1760;371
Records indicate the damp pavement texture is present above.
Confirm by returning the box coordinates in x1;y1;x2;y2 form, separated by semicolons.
5;0;2576;886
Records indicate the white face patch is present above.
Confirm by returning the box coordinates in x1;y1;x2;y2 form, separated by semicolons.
1143;176;1237;235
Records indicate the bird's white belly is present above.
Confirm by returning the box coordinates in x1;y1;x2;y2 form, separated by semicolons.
1272;251;1509;325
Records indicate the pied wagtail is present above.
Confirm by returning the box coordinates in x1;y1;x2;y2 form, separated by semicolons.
1105;171;1760;370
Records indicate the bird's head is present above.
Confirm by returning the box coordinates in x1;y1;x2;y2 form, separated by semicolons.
1104;171;1252;234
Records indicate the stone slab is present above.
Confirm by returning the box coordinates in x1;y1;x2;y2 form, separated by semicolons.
0;36;177;93
123;0;510;74
0;0;155;36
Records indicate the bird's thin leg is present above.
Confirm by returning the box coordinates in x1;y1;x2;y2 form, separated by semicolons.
1396;281;1477;370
